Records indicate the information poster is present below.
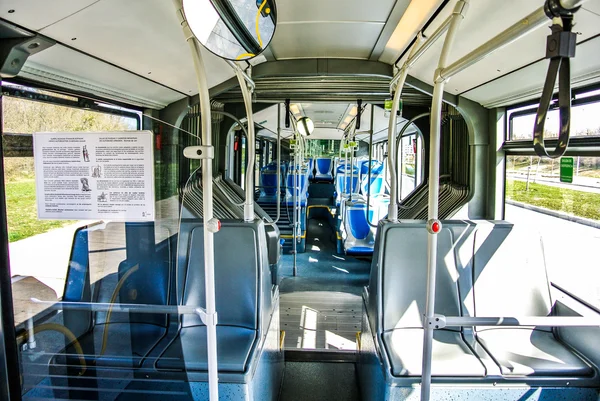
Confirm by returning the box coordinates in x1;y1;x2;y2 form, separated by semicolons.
33;131;155;221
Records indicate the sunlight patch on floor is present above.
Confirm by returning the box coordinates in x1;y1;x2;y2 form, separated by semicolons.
332;265;349;274
300;306;318;349
325;330;356;350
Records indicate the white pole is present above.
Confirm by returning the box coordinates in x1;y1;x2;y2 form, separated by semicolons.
387;37;421;222
233;67;256;222
421;2;468;401
173;2;219;399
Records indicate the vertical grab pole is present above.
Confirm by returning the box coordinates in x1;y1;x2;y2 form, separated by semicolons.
365;104;377;227
420;2;468;401
275;105;281;223
234;68;256;222
292;133;298;276
349;129;355;200
173;2;220;399
387;38;421;222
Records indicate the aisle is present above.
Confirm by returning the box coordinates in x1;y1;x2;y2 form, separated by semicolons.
279;362;361;401
279;217;371;294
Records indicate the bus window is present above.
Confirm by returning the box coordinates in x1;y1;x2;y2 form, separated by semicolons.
505;156;600;308
397;131;424;200
509;97;600;141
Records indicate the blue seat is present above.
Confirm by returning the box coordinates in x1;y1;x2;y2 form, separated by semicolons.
285;166;309;206
260;162;279;197
343;201;375;255
359;163;388;222
334;164;360;207
314;157;333;181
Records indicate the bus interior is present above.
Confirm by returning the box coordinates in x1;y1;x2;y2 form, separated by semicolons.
0;0;599;400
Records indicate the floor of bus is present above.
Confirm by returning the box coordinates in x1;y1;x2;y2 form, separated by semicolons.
276;199;368;400
279;207;370;351
107;362;361;401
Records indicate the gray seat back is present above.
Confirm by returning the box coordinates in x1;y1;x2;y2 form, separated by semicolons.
179;220;270;331
473;222;552;331
369;220;473;333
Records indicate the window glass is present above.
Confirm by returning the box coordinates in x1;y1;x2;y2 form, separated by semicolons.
505;155;600;308
509;100;600;141
2;95;183;397
397;133;424;200
305;139;340;158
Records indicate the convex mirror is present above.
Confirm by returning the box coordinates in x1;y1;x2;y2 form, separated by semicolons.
183;0;276;61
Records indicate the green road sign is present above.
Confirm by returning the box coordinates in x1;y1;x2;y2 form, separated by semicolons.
560;157;573;183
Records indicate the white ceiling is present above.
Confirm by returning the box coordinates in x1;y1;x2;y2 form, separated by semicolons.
464;36;600;108
400;0;600;105
271;22;385;60
270;0;396;59
2;0;600;111
0;0;98;31
23;45;183;109
37;0;233;94
1;0;234;109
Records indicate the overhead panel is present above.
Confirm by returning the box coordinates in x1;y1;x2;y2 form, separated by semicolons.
403;0;600;104
215;75;431;104
302;103;349;129
277;0;395;22
251;103;419;142
22;45;184;109
271;23;385;60
582;2;600;16
0;0;97;31
463;36;600;108
38;0;234;95
405;0;541;92
270;0;395;60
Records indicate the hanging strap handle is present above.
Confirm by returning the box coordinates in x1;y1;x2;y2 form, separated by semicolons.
533;1;579;159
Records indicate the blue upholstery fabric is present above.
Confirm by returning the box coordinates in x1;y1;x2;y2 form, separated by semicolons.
315;157;333;180
347;205;371;240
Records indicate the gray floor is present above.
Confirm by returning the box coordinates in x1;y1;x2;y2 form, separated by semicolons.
279;216;371;294
280;291;362;351
279;362;361;401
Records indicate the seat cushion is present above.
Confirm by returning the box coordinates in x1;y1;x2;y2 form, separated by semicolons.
156;326;256;373
59;323;166;368
382;329;485;377
477;329;593;377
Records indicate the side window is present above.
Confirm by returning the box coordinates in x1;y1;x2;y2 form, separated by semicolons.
397;131;424;200
505;91;600;308
505;155;600;307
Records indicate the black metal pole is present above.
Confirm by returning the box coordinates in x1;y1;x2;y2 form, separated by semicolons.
0;82;23;400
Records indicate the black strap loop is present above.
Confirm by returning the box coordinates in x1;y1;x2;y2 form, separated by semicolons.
533;13;577;159
533;55;571;158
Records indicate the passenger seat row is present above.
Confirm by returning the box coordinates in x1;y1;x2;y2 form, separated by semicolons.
361;220;598;389
49;177;284;400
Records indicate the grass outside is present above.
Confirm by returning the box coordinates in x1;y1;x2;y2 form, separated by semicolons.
506;179;600;221
5;179;75;242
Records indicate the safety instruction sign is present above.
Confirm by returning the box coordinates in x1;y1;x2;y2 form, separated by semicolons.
560;157;574;183
33;131;155;221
